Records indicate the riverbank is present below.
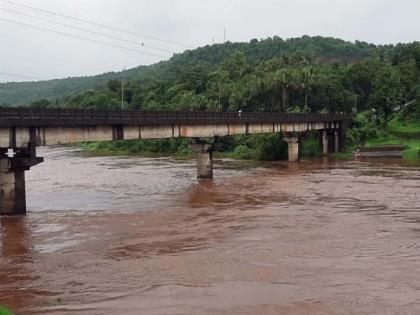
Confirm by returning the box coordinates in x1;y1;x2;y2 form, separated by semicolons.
364;136;420;160
366;117;420;160
344;108;420;161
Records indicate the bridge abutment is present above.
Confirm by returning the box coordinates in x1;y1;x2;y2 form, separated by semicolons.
284;134;301;162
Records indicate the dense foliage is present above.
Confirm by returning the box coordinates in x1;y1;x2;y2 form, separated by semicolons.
2;35;420;160
7;37;419;122
1;35;414;114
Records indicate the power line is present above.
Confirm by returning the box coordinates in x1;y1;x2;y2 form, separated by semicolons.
0;0;194;49
0;6;176;54
0;17;169;58
0;71;46;80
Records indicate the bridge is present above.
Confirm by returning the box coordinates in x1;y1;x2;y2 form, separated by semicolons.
0;108;346;215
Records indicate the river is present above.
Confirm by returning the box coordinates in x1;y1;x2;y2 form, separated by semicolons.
1;147;420;314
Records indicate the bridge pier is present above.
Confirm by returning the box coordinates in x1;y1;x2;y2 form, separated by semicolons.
321;129;341;155
0;156;43;215
283;134;301;162
0;128;43;215
0;163;26;215
197;151;213;180
334;130;344;153
321;130;329;155
189;138;215;180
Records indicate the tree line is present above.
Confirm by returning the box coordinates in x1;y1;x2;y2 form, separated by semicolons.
9;36;418;125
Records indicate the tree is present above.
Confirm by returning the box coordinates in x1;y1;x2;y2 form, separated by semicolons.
107;79;121;93
370;63;404;121
29;99;51;108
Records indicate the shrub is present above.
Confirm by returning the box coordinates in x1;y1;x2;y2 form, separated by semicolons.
301;135;322;157
233;145;254;159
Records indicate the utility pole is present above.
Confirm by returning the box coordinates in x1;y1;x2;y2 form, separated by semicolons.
121;78;124;110
121;67;126;110
224;29;226;43
218;81;222;112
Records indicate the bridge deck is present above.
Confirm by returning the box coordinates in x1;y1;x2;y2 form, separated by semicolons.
0;108;345;127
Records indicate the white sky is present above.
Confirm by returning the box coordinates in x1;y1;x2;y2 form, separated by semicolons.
0;0;418;82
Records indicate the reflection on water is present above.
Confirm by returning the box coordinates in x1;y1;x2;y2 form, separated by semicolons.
0;217;47;314
0;147;420;314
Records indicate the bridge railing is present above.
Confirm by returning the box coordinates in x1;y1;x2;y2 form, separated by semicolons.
0;108;345;126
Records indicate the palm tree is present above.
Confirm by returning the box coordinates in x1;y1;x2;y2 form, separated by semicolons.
300;66;315;110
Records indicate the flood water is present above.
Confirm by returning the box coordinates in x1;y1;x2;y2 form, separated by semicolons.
1;147;420;314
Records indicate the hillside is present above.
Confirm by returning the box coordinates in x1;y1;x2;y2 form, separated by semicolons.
0;36;384;106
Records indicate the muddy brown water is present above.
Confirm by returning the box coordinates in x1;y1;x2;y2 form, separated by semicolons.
1;147;420;314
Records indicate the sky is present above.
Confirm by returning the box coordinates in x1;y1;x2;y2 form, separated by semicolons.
0;0;418;82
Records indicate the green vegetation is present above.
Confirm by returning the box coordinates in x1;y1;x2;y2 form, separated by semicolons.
387;101;420;138
348;102;420;161
3;36;420;118
7;36;417;121
301;135;323;158
80;133;325;161
79;138;193;157
0;306;13;315
2;35;420;161
0;36;383;106
364;136;420;160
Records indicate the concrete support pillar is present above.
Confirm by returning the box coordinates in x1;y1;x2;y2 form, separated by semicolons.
334;130;340;153
197;151;213;180
0;165;26;215
322;130;329;155
284;134;301;162
0;156;43;216
189;138;216;180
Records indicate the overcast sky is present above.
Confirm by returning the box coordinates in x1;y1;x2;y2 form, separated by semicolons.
0;0;418;82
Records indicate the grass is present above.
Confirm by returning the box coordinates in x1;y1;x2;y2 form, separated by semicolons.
387;117;420;138
345;111;420;161
364;133;420;161
0;306;13;315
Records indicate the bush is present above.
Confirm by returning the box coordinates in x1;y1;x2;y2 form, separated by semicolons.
80;138;191;155
233;145;254;159
252;134;288;161
301;135;322;157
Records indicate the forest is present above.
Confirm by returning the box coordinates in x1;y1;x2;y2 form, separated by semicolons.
1;36;420;159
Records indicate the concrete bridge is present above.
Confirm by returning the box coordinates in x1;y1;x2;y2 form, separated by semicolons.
0;108;346;215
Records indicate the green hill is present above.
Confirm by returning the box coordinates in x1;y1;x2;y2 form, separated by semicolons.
0;36;384;106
